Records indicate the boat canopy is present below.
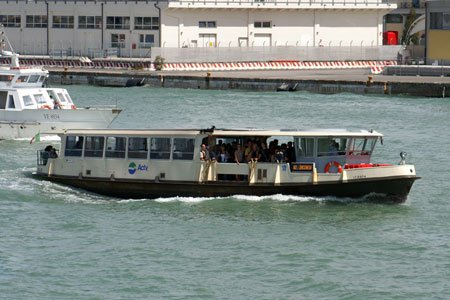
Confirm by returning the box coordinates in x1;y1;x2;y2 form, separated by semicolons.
52;128;383;138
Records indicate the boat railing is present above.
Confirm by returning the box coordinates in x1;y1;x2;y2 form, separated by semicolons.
79;105;119;109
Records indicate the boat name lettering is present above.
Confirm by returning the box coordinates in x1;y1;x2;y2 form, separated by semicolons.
43;113;60;120
353;175;367;179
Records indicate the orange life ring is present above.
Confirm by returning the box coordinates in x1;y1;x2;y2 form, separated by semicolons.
40;105;52;110
71;105;77;110
324;161;343;173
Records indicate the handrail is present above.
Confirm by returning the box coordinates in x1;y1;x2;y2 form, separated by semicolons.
169;0;393;5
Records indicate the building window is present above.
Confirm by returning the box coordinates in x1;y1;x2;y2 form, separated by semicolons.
111;34;126;48
79;16;102;29
385;14;403;24
26;15;48;28
254;21;271;28
0;15;21;28
52;16;74;29
139;34;154;48
106;16;130;29
445;13;450;29
430;13;450;30
134;17;159;30
199;21;216;28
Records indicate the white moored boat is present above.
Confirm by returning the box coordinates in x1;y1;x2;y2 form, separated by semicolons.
33;127;419;202
0;26;121;139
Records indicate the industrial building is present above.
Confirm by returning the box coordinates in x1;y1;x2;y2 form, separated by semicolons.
0;0;395;58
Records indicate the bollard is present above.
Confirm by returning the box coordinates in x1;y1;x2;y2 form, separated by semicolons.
366;76;373;87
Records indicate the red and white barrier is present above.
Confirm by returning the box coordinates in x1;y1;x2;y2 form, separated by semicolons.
1;57;397;73
370;66;384;74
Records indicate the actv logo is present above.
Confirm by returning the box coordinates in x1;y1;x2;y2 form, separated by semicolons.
128;162;149;175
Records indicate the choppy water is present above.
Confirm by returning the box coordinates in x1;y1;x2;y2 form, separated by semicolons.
1;86;450;299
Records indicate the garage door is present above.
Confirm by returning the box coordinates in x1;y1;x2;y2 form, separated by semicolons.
199;34;217;47
254;34;271;46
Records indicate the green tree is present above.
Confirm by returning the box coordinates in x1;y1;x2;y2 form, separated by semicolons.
402;8;420;45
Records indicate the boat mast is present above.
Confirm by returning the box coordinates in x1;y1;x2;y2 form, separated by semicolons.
0;24;20;67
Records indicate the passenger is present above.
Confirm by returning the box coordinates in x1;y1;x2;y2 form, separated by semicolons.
218;146;229;163
260;142;270;162
328;140;339;156
286;141;296;162
244;140;253;162
200;144;210;161
250;143;261;162
49;147;58;158
234;144;244;165
42;145;52;165
275;146;286;163
50;95;61;109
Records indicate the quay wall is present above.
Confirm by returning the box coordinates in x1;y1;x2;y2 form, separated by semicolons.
47;70;450;98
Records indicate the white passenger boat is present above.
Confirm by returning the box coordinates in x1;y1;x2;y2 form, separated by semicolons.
0;28;120;139
33;127;419;202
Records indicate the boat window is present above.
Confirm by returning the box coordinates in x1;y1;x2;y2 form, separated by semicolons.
106;137;126;158
128;137;148;159
0;91;7;109
64;93;73;103
8;95;15;109
28;75;40;83
22;95;35;106
16;76;28;83
0;75;13;82
33;94;46;104
57;93;67;103
349;138;376;155
150;137;171;159
317;137;348;157
173;138;195;160
39;76;46;82
295;137;315;158
84;136;105;158
65;136;84;157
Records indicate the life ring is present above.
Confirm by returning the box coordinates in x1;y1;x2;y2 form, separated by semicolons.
324;161;343;173
40;105;52;110
71;105;77;110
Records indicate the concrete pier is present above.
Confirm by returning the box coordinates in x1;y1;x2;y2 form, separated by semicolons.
47;68;450;98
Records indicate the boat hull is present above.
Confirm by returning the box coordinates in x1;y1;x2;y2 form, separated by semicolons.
32;173;419;203
0;109;121;139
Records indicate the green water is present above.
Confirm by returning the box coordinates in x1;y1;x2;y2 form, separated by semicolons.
1;86;449;299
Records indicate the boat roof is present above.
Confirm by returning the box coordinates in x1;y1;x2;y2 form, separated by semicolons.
52;128;383;137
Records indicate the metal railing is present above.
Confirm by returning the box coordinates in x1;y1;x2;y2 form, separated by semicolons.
170;0;395;5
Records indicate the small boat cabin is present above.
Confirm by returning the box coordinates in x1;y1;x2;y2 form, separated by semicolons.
0;66;75;110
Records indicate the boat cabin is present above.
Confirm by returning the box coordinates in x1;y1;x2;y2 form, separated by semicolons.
37;128;384;185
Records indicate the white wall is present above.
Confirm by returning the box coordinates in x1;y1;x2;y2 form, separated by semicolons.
162;8;387;48
1;2;160;57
